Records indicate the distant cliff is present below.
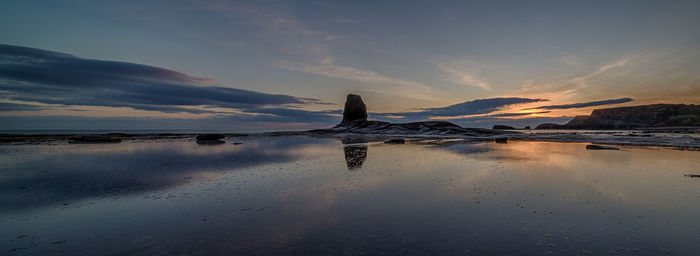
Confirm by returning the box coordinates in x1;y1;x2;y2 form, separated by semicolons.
536;104;700;129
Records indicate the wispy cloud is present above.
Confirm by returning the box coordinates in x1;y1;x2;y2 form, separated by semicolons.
274;60;427;91
568;58;631;88
207;2;436;100
520;56;634;99
437;59;491;90
528;97;633;110
561;52;581;68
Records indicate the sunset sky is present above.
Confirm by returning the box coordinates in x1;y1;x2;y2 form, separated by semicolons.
1;0;699;131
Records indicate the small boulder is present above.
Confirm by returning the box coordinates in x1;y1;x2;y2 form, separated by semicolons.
196;134;225;141
196;139;225;145
495;137;508;143
69;135;121;143
585;144;619;150
384;138;405;144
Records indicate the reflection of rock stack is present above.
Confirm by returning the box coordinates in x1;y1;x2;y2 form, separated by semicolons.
343;144;367;170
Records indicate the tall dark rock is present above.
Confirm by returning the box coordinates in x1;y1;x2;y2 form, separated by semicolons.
341;94;368;124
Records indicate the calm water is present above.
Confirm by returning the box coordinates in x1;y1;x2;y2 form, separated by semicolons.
1;136;700;255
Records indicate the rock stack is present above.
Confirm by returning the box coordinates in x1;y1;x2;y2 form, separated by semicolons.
341;94;367;124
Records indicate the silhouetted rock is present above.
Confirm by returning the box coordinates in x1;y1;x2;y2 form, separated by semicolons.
69;135;121;143
384;138;405;144
535;123;565;129
585;144;619;150
196;139;225;145
524;126;531;129
318;94;511;136
537;104;700;129
495;137;508;143
344;144;367;169
196;134;225;140
493;125;515;130
328;119;505;136
341;94;368;124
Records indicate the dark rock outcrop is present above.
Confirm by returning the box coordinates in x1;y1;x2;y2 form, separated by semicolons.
196;134;225;140
341;94;368;124
535;123;566;129
313;94;511;136
493;125;515;130
586;144;619;150
537;104;700;129
384;138;405;144
494;137;508;143
196;134;225;145
69;135;121;143
327;119;504;136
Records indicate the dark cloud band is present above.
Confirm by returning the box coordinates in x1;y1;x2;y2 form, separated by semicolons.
0;44;336;123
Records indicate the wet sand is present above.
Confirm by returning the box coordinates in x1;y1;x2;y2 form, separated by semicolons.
1;137;700;255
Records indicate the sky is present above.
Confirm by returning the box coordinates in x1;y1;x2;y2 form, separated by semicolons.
1;0;699;131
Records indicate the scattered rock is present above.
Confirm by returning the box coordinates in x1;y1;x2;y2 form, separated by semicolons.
684;174;700;178
69;135;121;143
495;137;508;143
586;144;619;150
384;138;405;144
196;134;225;141
341;94;368;124
196;134;225;145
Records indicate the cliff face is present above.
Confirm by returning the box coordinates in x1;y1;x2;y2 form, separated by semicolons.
536;104;700;129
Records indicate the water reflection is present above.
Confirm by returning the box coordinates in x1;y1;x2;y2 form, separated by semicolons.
343;144;367;170
0;136;333;210
2;138;700;255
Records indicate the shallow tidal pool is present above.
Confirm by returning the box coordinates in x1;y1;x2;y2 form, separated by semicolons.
1;136;700;255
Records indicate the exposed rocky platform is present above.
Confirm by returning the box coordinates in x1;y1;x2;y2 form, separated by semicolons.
309;94;505;136
311;119;504;136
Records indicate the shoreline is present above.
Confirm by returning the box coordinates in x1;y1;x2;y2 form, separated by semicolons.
1;129;698;150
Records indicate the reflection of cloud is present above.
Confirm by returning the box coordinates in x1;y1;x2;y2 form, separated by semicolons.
528;98;633;110
0;137;331;210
